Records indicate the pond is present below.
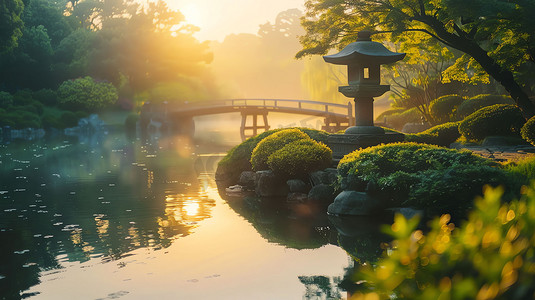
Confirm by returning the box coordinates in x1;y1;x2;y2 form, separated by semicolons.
0;129;395;299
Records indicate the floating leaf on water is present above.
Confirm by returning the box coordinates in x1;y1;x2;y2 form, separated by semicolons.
53;222;63;226
22;263;37;268
4;208;16;212
52;174;60;178
109;183;115;187
14;189;26;192
40;184;46;186
69;192;76;195
0;191;8;194
44;235;53;239
98;197;104;200
0;275;5;280
54;213;62;217
14;249;30;254
33;234;42;237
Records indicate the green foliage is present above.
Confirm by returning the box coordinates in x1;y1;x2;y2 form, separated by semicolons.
13;90;34;105
32;89;57;106
375;108;406;123
251;129;309;171
429;95;464;124
338;143;504;212
267;139;332;179
297;0;535;118
0;91;13;108
459;104;525;141
0;0;24;53
352;186;535;300
384;107;422;131
405;121;460;146
60;111;78;128
217;127;331;183
455;94;515;121
57;76;118;111
0;109;41;129
505;157;535;181
521;116;535;146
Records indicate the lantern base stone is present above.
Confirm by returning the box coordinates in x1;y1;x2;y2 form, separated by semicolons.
327;132;405;162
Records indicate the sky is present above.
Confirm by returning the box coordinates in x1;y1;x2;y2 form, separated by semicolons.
165;0;305;41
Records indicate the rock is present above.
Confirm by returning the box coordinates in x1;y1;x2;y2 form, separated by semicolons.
308;184;336;205
287;192;308;204
310;168;338;186
255;170;289;197
327;190;379;216
238;171;256;189
286;179;309;193
402;122;430;133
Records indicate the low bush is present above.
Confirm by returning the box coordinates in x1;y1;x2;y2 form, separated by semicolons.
521;116;535;146
60;111;79;128
338;142;508;213
455;94;514;120
33;89;57;106
13;90;34;105
251;129;309;171
217;127;330;183
351;186;535;299
375;108;406;123
267;139;332;179
429;94;463;124
459;104;525;141
57;76;118;111
0;110;42;129
405;121;460;146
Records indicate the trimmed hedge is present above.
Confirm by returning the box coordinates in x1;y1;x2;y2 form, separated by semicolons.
459;104;525;141
384;107;422;131
521;116;535;146
251;129;309;171
429;94;463;124
267;139;332;179
405;121;460;146
455;94;514;120
216;127;330;183
338;142;509;212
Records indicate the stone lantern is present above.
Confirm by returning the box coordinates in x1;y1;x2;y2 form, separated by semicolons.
323;30;405;134
324;31;406;161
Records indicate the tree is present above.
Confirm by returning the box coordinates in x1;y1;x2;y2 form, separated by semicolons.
297;0;535;120
0;0;25;53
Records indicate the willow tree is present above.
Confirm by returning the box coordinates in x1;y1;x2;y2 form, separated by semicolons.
297;0;535;120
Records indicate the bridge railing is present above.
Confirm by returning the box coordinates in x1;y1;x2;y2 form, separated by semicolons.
219;99;352;116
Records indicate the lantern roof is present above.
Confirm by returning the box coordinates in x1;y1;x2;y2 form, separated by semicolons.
323;31;405;65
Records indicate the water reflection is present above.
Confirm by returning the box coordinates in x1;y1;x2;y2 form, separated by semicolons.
0;133;220;298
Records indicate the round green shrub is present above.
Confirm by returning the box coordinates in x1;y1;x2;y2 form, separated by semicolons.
429;94;463;123
41;113;62;129
267;139;332;179
338;142;505;213
217;127;330;183
455;94;514;120
405;121;460;146
521;116;535;146
251;128;309;171
375;108;406;123
459;104;525;141
13;90;34;105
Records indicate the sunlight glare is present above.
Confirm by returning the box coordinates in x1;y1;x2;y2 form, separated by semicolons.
181;4;204;27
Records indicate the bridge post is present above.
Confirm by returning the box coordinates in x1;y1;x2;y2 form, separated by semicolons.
240;111;270;141
347;101;355;126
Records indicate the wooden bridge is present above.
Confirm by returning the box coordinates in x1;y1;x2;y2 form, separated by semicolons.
140;99;355;140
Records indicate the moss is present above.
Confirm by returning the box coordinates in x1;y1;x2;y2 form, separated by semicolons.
267;139;332;179
459;104;525;141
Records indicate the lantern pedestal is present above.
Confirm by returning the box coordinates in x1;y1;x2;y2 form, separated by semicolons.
327;132;405;162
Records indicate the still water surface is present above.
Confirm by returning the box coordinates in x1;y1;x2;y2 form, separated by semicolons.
0;131;355;299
